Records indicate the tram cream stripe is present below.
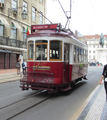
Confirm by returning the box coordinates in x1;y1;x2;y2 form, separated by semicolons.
70;85;100;120
85;86;105;120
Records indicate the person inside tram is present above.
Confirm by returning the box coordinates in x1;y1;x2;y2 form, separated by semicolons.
37;55;41;60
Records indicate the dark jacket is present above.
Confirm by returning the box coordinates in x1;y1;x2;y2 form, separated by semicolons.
102;64;107;78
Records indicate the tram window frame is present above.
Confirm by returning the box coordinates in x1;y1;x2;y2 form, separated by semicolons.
84;50;88;62
79;48;82;62
76;47;79;63
49;40;62;61
84;50;85;62
28;41;34;60
81;49;84;62
35;42;48;61
86;50;88;62
74;45;76;63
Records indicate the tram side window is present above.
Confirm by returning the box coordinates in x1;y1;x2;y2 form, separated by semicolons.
76;47;79;62
81;49;84;62
84;50;88;62
50;40;62;60
85;50;88;62
79;48;81;62
84;50;86;62
74;46;76;62
28;41;34;60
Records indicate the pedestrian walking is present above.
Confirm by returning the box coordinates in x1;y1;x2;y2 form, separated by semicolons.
99;64;107;101
22;60;26;75
16;59;21;74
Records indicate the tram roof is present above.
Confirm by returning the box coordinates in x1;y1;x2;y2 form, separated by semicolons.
27;23;87;46
28;24;76;38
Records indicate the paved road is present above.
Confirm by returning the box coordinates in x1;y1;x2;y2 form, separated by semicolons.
0;66;103;120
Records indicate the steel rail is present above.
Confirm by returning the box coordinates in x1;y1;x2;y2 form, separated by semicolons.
7;95;53;120
0;90;42;110
0;90;53;120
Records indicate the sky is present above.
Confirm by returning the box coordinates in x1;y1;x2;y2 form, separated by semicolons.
46;0;107;35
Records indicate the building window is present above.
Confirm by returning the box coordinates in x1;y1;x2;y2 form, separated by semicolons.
93;55;95;60
23;1;27;13
11;22;16;39
40;0;43;3
40;11;43;24
32;7;36;21
23;27;27;41
93;45;95;48
93;50;95;53
0;21;3;36
0;0;4;3
91;41;93;44
89;50;91;53
12;0;17;9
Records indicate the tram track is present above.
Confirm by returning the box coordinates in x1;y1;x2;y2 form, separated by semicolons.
0;90;53;120
7;95;52;120
0;90;43;110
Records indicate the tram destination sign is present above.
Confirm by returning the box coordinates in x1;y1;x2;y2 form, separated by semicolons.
31;24;60;33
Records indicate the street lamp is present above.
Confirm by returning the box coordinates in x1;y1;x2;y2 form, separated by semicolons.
8;8;27;20
21;10;27;20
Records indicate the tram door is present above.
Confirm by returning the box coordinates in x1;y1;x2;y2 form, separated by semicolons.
63;44;69;83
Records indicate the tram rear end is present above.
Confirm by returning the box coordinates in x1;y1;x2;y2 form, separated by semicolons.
20;62;66;93
20;23;88;93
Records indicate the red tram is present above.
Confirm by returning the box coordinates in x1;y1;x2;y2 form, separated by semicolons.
20;23;88;93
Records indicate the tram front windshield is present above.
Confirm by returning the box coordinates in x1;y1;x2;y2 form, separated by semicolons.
28;40;62;61
36;44;47;60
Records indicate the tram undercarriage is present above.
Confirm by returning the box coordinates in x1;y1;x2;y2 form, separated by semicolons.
20;80;71;94
20;73;87;94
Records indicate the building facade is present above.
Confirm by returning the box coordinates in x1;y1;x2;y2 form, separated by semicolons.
0;0;47;73
85;34;107;65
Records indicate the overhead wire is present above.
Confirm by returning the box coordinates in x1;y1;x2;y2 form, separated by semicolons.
94;0;107;11
72;7;94;34
88;0;107;34
88;0;103;27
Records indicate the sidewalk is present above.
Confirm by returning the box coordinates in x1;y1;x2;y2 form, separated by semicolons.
71;84;107;120
0;73;21;84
